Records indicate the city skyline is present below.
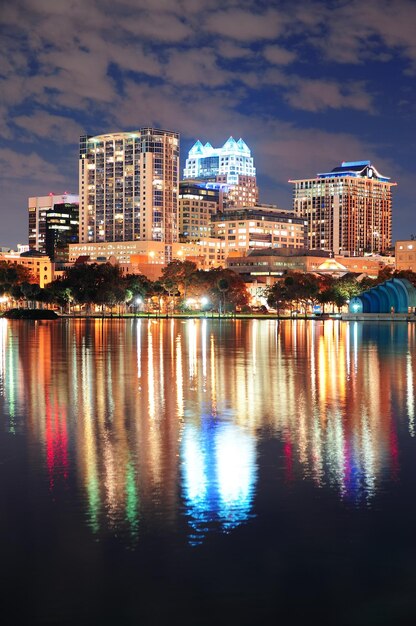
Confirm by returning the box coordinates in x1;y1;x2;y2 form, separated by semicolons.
1;0;416;247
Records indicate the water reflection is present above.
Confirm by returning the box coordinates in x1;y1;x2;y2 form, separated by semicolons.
0;319;415;544
182;418;256;546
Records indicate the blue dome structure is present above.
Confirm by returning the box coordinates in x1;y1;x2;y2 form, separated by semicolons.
349;278;416;314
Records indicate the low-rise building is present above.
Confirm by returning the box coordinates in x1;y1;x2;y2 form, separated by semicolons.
68;238;226;279
0;250;54;288
227;248;394;281
395;241;416;272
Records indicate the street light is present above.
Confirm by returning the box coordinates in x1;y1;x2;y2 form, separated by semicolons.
135;296;143;316
200;296;209;316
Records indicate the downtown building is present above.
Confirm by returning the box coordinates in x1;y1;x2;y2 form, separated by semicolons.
178;181;225;242
183;137;258;208
211;205;306;255
28;193;79;256
290;161;395;256
79;128;179;262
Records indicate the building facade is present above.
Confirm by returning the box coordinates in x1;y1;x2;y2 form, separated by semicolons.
178;181;222;242
28;194;79;253
211;207;306;255
395;241;416;272
79;128;179;259
183;137;258;208
0;250;54;288
68;238;225;269
291;161;395;256
44;203;79;262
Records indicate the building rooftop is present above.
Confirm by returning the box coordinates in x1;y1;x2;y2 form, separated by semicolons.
211;207;304;222
246;248;331;258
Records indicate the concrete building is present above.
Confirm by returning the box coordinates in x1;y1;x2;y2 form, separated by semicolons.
0;250;54;288
227;248;332;279
79;128;179;261
183;137;258;208
395;240;416;272
211;206;307;255
226;248;393;281
28;193;79;253
178;181;221;242
68;238;225;276
291;161;395;256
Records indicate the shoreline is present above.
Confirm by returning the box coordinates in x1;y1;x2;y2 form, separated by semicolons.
3;311;415;322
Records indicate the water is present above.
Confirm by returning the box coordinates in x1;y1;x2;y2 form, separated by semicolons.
1;318;416;625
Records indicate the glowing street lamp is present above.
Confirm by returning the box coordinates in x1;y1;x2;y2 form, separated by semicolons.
135;296;143;315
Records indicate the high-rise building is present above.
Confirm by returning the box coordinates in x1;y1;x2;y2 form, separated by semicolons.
28;193;79;253
79;129;179;261
183;137;258;208
290;161;395;256
178;181;225;242
44;203;79;262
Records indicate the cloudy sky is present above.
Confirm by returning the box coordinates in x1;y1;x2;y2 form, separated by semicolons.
1;0;415;247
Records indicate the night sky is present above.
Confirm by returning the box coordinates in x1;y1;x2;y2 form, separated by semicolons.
1;0;415;248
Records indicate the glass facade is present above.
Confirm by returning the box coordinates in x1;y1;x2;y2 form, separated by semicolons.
79;129;179;248
183;137;258;208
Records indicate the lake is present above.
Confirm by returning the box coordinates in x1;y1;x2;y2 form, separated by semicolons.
1;318;416;625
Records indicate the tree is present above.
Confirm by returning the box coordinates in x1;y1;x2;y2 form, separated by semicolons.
160;260;197;301
217;277;229;315
44;281;73;313
150;281;166;315
203;268;249;313
62;262;126;312
0;261;35;306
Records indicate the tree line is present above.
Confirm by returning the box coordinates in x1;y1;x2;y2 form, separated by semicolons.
0;260;249;314
1;259;415;315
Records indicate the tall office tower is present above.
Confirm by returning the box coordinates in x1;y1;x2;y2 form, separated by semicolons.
28;193;79;253
79;129;179;260
290;161;395;256
183;137;258;208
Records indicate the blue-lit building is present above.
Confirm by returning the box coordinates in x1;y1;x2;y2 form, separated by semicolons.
349;278;416;314
290;161;395;257
183;137;258;208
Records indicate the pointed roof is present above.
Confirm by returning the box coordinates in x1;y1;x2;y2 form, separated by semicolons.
237;138;250;154
189;140;204;155
222;136;238;151
318;160;391;182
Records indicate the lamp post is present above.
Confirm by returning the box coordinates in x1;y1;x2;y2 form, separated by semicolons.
200;296;209;317
135;296;142;317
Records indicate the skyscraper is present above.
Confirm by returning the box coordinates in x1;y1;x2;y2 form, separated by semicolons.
183;137;258;208
79;128;179;259
290;161;395;256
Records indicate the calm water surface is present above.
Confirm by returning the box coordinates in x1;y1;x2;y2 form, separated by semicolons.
1;318;416;625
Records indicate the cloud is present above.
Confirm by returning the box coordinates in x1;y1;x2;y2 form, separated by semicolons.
0;147;66;183
163;48;231;86
13;111;84;142
284;79;373;113
263;45;296;66
216;41;253;60
204;8;285;42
